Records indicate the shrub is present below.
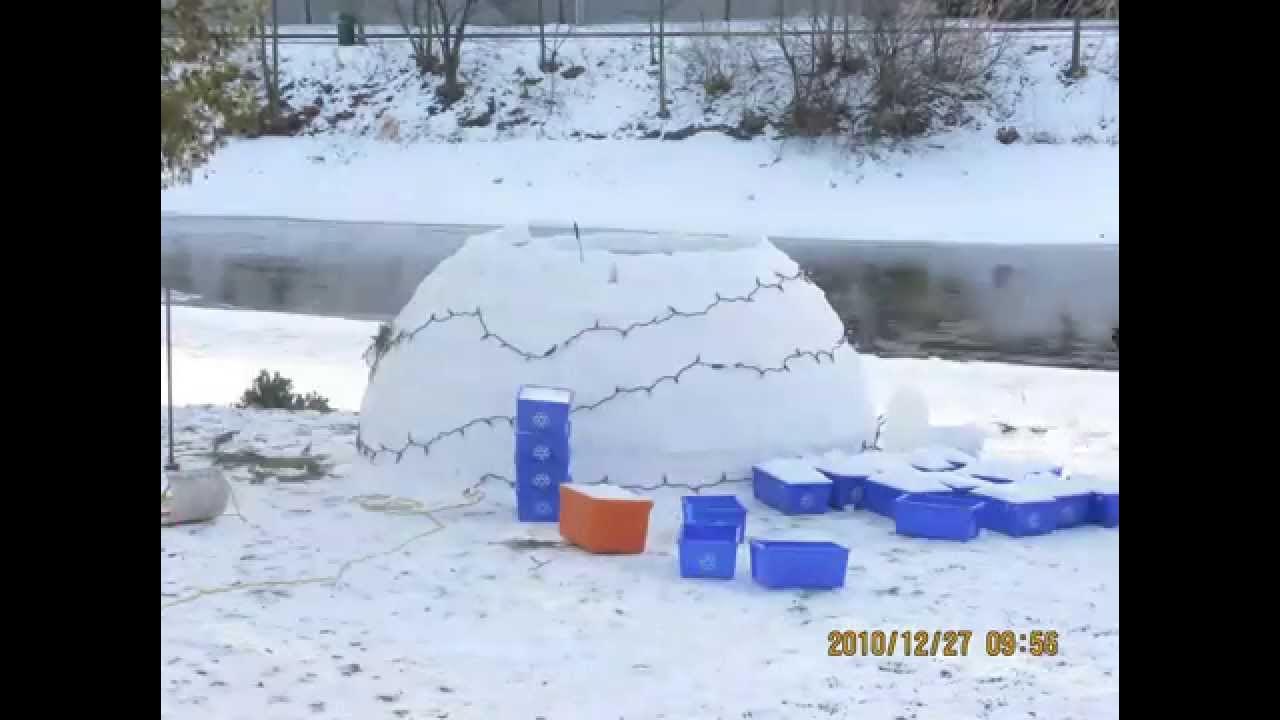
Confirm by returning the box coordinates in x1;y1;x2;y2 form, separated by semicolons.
679;35;739;100
239;370;332;412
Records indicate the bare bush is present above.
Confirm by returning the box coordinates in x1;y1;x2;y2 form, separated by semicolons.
433;0;479;104
678;29;741;99
774;1;859;137
855;0;1010;139
387;0;439;75
536;0;572;73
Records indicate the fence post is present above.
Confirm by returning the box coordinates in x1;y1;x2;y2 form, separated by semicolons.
164;285;179;472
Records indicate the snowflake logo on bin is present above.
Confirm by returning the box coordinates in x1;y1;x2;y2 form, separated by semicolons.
799;493;815;509
532;445;551;462
531;412;550;429
698;554;718;572
850;486;864;504
535;501;553;517
1060;506;1076;524
1027;512;1041;529
532;473;552;489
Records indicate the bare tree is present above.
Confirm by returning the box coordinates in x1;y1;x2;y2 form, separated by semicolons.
537;0;572;72
253;1;281;119
433;0;480;104
388;0;438;74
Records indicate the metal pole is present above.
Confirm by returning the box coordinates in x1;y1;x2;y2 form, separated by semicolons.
658;0;668;117
165;285;179;472
305;0;312;24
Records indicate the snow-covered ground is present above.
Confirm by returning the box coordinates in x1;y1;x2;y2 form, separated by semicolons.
161;301;1118;719
161;32;1118;243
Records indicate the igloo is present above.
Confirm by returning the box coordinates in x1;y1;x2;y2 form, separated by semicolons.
357;226;876;497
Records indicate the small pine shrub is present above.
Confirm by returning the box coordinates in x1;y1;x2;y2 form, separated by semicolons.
240;370;332;413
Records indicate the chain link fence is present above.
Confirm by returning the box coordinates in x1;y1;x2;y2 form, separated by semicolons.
270;1;1116;27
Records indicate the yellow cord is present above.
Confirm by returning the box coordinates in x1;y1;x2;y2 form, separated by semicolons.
161;490;485;612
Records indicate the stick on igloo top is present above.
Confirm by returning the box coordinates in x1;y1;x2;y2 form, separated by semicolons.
357;225;877;495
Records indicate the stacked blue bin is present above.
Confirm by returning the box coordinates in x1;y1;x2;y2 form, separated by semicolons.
678;495;746;579
514;385;573;522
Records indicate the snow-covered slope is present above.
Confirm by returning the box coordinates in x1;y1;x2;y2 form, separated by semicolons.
160;32;1119;243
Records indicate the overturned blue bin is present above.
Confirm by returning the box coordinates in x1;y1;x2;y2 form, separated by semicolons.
971;483;1059;537
752;460;832;515
749;539;848;590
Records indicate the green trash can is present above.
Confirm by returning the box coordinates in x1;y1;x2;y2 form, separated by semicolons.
337;13;357;46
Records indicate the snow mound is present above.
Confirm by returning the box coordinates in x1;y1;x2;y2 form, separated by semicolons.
358;225;876;496
813;449;906;478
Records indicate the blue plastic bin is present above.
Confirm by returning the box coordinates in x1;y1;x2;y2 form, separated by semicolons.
1091;492;1119;527
515;484;561;522
752;466;832;515
861;477;906;517
678;524;739;579
1054;492;1093;529
515;385;573;434
817;470;869;509
749;540;848;590
516;464;569;491
681;495;747;543
977;497;1058;537
515;430;571;466
894;492;986;541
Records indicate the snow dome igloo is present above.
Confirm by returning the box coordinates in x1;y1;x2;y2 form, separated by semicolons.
357;226;876;495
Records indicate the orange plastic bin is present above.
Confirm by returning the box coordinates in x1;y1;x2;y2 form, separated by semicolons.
559;483;654;554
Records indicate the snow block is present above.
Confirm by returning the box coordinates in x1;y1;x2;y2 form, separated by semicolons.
752;461;832;515
909;445;976;472
749;540;848;590
678;524;739;579
893;492;986;541
515;430;571;466
1091;492;1119;528
681;495;747;544
516;385;573;435
559;483;653;554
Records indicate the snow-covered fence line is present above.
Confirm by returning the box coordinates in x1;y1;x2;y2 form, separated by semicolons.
226;21;1117;44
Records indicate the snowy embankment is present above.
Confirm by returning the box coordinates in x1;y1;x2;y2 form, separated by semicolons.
160;31;1119;243
161;302;1118;720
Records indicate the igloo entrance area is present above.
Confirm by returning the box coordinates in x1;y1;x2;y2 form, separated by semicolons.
358;226;876;497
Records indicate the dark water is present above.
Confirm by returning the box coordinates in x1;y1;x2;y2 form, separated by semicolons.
161;214;1118;370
